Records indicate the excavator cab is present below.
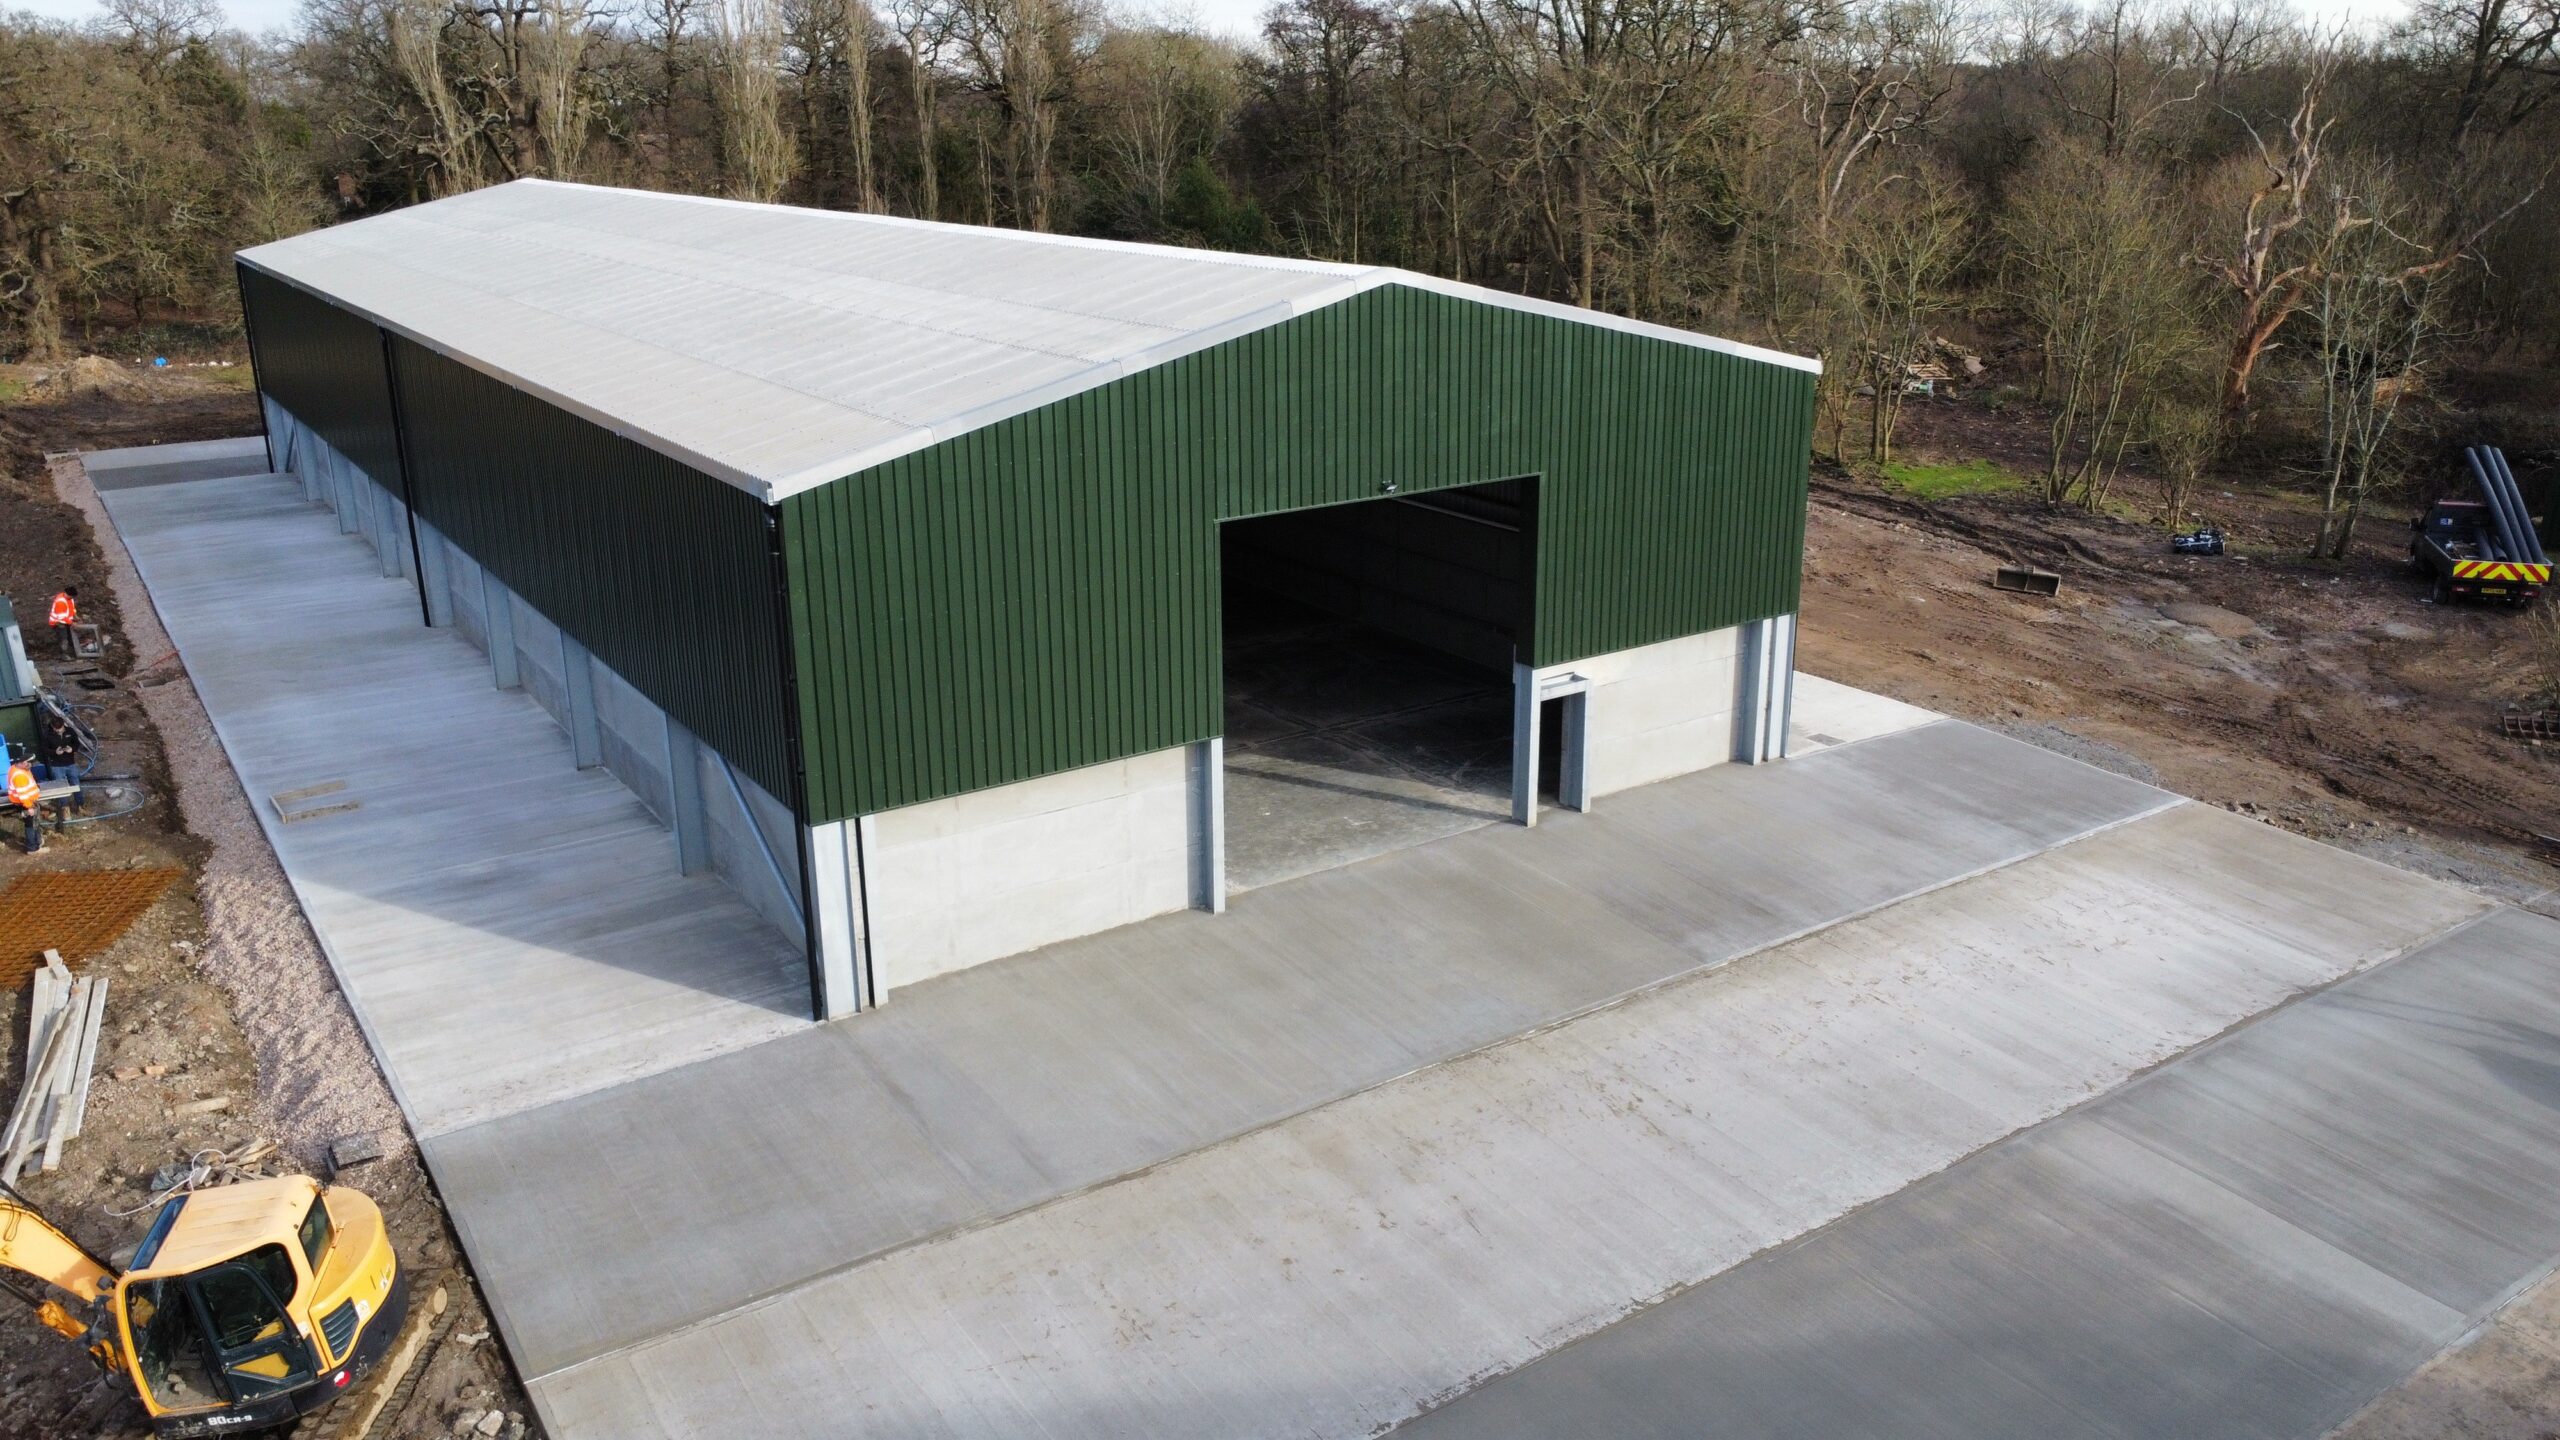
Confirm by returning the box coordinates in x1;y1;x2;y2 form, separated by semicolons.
4;1175;403;1437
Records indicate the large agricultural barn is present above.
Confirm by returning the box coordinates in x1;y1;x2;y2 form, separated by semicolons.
235;178;1819;1020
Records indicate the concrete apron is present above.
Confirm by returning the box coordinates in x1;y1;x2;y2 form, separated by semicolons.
528;802;2491;1439
1396;905;2560;1440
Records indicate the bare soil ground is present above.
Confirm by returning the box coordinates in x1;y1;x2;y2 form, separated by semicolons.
0;361;533;1440
1804;391;2560;903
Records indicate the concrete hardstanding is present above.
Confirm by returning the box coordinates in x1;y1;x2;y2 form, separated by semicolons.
1398;906;2560;1440
427;717;2175;1381
98;472;807;1135
527;805;2489;1438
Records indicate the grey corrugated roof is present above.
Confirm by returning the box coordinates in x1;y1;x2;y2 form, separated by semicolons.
239;179;1817;503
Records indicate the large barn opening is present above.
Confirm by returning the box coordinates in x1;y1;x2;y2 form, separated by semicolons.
1219;478;1536;892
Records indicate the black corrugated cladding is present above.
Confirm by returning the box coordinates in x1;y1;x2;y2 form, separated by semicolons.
783;283;1815;823
239;266;795;801
387;339;797;802
237;264;406;496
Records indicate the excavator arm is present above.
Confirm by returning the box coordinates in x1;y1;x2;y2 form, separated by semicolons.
0;1195;114;1304
1;1189;116;1352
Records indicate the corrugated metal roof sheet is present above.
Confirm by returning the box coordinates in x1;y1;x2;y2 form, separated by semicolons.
240;179;1818;502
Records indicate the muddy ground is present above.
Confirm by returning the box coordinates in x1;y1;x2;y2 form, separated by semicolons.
1804;392;2560;901
0;362;532;1440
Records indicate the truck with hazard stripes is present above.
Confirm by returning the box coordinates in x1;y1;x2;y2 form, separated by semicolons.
2410;445;2548;607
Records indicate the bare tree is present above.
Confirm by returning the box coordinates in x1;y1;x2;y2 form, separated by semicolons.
1084;21;1237;220
886;0;949;216
1793;0;1965;239
712;0;798;198
2192;49;2337;424
1832;160;1972;461
386;0;492;192
2006;140;2202;507
2307;161;2449;559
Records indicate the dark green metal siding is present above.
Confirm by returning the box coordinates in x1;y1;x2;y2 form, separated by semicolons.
237;263;405;496
389;338;796;802
783;282;1813;822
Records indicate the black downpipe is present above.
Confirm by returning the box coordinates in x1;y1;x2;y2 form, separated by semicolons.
235;262;276;478
380;334;434;628
2483;447;2538;565
2466;448;2525;563
762;502;829;1020
2488;447;2550;564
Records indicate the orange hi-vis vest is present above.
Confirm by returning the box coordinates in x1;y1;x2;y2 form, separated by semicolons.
47;592;74;626
8;764;38;810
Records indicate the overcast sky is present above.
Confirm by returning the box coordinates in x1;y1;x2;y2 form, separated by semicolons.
11;0;2418;44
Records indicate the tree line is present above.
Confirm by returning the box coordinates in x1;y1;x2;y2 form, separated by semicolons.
4;0;2557;552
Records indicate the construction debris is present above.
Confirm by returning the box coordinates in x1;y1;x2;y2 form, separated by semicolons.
330;1132;386;1174
2;950;109;1182
271;778;359;824
2502;709;2559;743
1994;564;2063;597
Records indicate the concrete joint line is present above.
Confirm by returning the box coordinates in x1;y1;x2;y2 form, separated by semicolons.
521;788;2208;1391
1388;896;2517;1436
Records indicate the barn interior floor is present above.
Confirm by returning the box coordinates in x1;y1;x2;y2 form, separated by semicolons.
1221;590;1514;891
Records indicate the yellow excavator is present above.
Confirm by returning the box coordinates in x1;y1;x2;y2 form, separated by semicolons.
1;1173;405;1436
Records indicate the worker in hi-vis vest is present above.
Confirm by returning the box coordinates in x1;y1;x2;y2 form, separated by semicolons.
8;753;41;853
46;587;77;657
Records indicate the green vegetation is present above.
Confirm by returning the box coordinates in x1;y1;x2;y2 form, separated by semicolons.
1882;459;2026;502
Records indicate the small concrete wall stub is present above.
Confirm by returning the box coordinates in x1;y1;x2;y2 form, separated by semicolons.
699;746;804;941
1565;625;1747;800
447;538;488;649
512;596;570;734
864;747;1194;995
594;664;676;827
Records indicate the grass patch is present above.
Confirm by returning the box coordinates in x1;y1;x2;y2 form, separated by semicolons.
1881;458;2026;501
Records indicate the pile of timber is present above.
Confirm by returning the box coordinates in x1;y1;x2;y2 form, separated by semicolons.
3;950;109;1183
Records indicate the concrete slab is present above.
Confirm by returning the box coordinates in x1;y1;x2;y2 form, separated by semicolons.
1396;906;2560;1440
529;805;2490;1438
1788;669;1939;752
97;471;806;1135
1221;595;1513;891
83;434;270;490
431;717;2179;1382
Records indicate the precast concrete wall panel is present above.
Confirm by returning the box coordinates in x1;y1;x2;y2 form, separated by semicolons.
594;665;676;827
512;596;570;735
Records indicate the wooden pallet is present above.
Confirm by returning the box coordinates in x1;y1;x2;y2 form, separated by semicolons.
0;867;180;987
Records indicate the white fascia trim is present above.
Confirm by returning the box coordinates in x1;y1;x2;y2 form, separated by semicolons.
1383;271;1825;375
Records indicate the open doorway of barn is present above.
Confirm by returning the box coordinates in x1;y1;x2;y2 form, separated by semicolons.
1219;478;1535;892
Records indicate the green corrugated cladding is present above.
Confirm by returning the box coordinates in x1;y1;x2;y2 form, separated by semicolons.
237;264;405;496
384;337;797;801
782;282;1814;823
